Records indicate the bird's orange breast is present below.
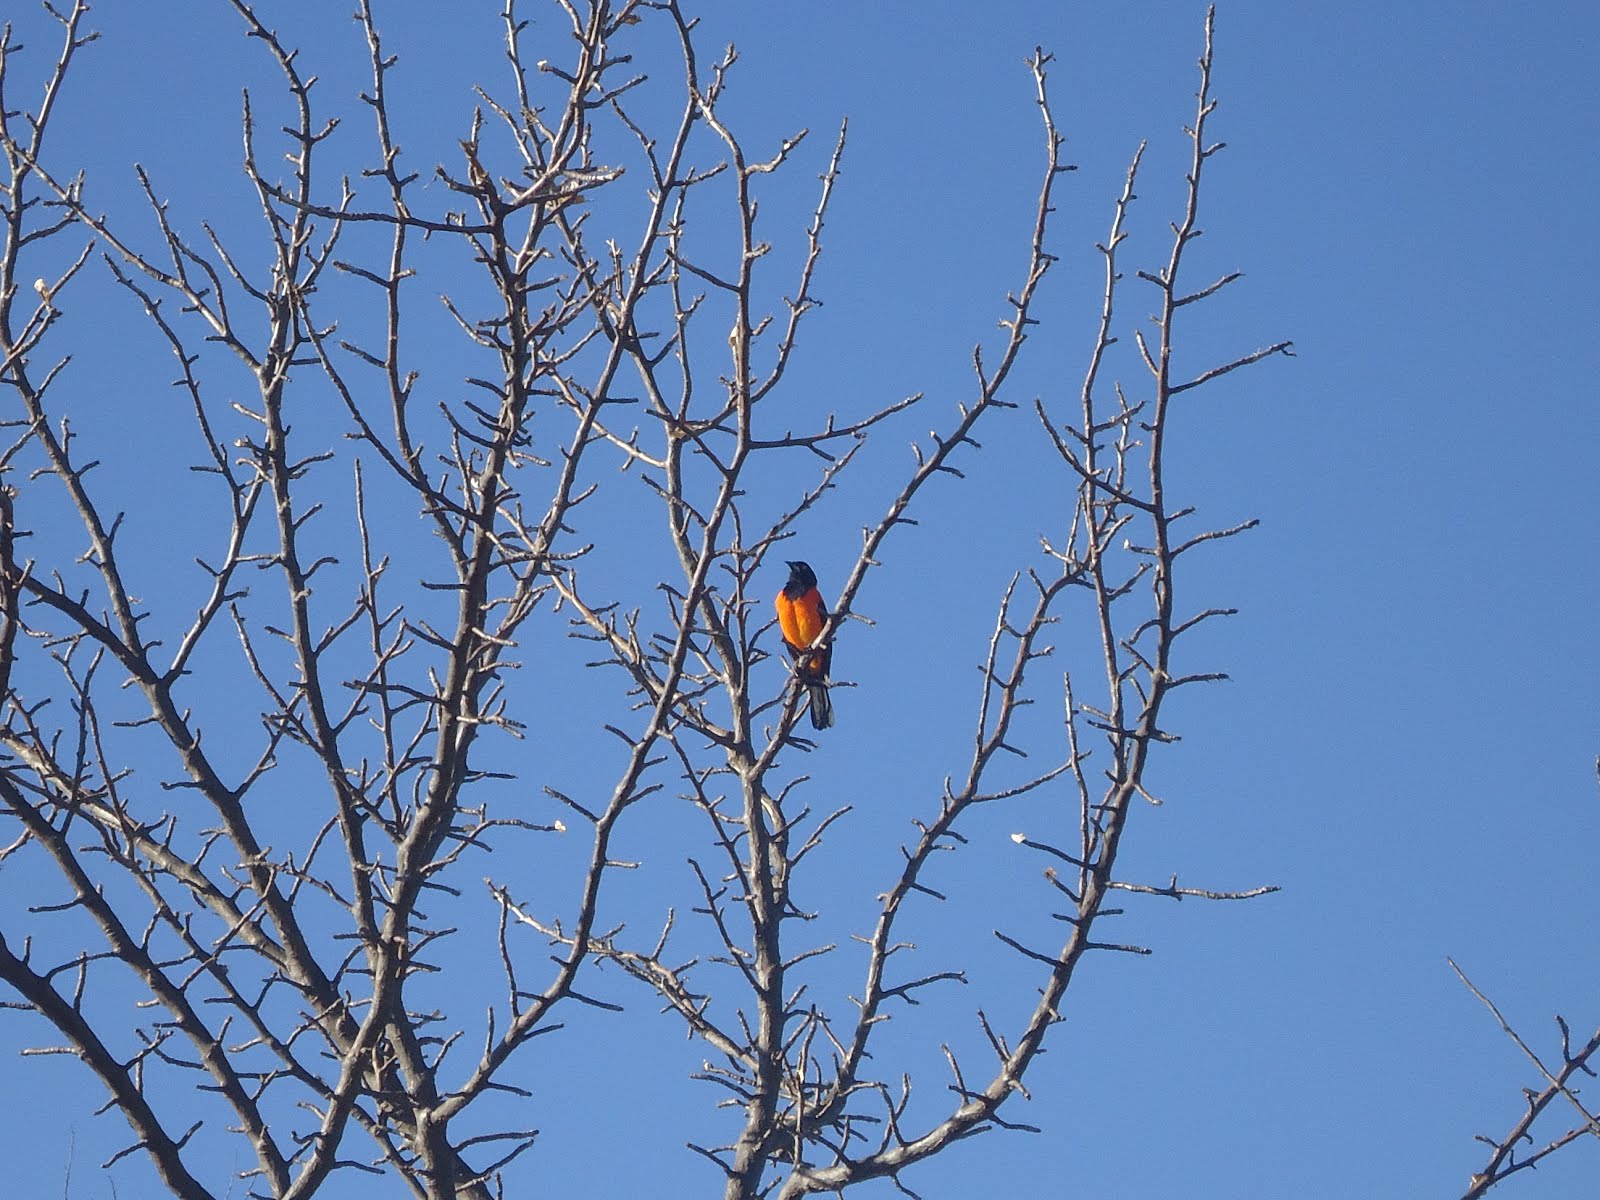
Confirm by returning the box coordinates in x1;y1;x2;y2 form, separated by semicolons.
775;586;825;650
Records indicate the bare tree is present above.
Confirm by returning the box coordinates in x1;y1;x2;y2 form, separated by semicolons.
0;2;1290;1197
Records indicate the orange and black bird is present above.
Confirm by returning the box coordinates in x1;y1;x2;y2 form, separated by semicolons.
774;560;833;730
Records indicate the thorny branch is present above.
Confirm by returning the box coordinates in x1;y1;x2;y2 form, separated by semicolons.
1452;959;1600;1199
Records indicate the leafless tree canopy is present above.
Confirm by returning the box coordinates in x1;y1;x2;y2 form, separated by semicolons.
0;2;1304;1197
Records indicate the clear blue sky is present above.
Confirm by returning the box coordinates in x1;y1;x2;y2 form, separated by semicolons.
3;2;1598;1197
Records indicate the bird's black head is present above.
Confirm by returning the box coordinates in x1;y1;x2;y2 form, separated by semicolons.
784;560;817;592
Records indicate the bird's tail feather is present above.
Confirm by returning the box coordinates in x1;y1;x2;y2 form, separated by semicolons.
807;682;833;730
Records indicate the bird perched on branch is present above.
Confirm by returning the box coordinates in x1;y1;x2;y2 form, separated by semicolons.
774;560;834;730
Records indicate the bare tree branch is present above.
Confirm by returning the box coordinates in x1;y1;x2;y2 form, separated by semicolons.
1452;959;1600;1199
